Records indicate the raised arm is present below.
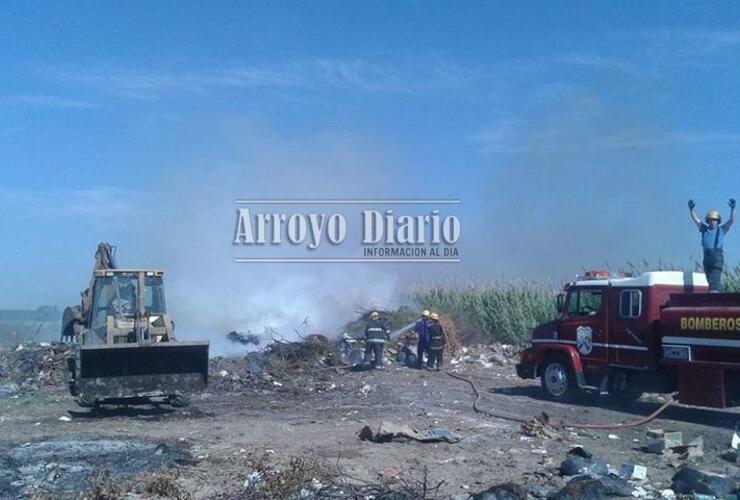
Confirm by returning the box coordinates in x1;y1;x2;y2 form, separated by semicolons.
724;198;736;230
688;200;702;228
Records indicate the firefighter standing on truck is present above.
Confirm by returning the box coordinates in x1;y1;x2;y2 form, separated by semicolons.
427;312;446;371
364;311;390;369
689;198;736;292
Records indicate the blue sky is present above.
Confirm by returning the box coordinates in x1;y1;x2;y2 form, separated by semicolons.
2;2;740;319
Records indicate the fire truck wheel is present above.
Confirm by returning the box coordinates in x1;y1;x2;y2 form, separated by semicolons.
540;357;577;402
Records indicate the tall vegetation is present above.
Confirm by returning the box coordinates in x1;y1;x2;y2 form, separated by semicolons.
408;282;558;344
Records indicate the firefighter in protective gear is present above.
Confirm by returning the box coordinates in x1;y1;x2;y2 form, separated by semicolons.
413;309;432;369
689;199;736;291
427;312;446;371
364;311;390;369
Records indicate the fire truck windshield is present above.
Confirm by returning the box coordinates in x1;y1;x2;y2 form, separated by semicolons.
566;289;603;318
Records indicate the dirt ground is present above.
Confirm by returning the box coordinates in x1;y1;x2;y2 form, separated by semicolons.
1;347;739;499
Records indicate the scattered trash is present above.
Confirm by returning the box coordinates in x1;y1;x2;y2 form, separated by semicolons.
671;466;737;497
552;474;631;499
243;470;262;490
472;482;528;500
359;422;461;444
608;434;620;440
643;431;702;466
732;431;740;450
559;447;608;477
521;412;557;439
598;475;632;496
663;437;704;467
58;415;71;422
646;428;665;439
619;464;647;480
631;485;648;497
663;431;683;449
449;343;521;369
381;466;402;478
0;384;19;398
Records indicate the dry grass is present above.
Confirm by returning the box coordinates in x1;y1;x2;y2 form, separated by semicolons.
141;470;191;499
77;468;126;500
73;467;191;500
64;452;447;500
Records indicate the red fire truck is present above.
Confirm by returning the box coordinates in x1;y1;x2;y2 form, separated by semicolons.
516;271;740;408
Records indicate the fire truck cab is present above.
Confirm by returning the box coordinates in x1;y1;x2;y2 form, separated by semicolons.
515;270;740;406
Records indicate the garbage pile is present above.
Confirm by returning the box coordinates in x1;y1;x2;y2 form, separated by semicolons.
0;342;73;397
209;335;345;393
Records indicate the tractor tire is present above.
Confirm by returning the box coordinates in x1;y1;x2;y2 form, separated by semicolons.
540;356;578;402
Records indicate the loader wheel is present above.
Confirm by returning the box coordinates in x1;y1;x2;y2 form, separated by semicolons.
540;357;578;402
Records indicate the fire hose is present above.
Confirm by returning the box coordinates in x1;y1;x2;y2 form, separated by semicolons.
447;371;676;430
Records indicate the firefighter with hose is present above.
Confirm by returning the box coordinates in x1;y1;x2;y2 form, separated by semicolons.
427;312;446;371
688;198;736;291
364;311;391;369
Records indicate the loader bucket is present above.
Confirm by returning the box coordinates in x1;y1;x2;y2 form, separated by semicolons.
71;341;209;404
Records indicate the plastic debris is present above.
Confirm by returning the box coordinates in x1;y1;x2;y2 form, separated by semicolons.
671;466;737;497
664;431;683;449
359;422;461;444
620;464;647;480
559;447;608;477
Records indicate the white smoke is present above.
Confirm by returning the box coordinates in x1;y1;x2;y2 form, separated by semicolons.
127;126;412;356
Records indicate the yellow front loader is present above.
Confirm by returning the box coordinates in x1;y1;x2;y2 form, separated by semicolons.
61;243;209;407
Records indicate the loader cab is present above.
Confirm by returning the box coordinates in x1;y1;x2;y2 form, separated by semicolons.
86;269;172;345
